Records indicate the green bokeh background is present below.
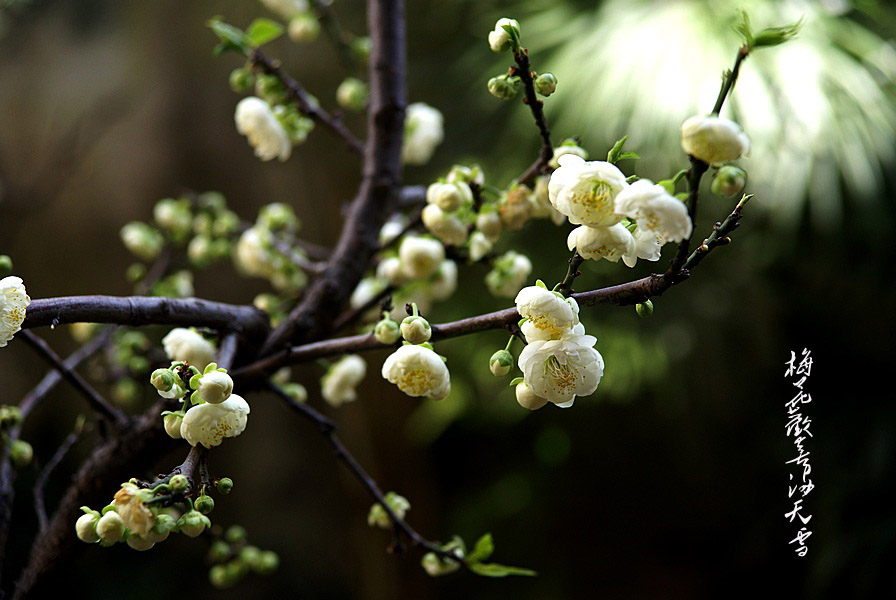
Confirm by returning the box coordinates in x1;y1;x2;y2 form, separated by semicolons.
1;0;894;598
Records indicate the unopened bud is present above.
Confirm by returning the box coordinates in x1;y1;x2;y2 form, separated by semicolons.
400;316;431;344
225;525;247;543
255;550;280;575
374;318;401;345
10;440;32;467
197;370;234;405
96;510;125;544
120;222;164;262
288;12;320;43
75;511;101;543
488;17;520;53
177;509;210;538
217;477;234;495
169;474;189;494
489;349;513;376
195;494;215;515
163;412;183;440
534;72;557;97
229;66;254;93
636;299;654;318
151;369;176;392
336;77;369;112
0;405;23;428
711;165;747;197
488;75;520;100
0;255;12;276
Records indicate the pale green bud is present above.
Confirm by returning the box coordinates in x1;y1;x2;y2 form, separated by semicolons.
239;545;261;568
489;349;513;376
475;211;503;243
177;509;210;537
254;74;287;105
229;66;255;93
151;368;176;392
0;255;12;276
169;474;189;494
96;510;125;543
163;412;183;439
421;551;462;576
208;540;230;562
288;12;320;43
488;17;520;53
711;165;747;197
153;198;192;239
10;440;32;467
120;222;164;261
488;75;519;100
281;382;308;403
216;477;234;495
374;318;401;345
400;315;431;344
350;37;371;63
367;491;410;529
126;535;155;551
636;299;654;318
534;72;557;97
195;494;215;515
187;235;215;268
75;511;101;543
209;564;234;589
197;370;234;405
254;550;279;575
258;202;299;232
336;77;369;112
225;525;247;543
0;405;23;428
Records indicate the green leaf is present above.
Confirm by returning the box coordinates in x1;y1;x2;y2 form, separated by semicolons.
247;18;285;47
752;19;801;48
468;562;537;577
735;10;754;46
606;135;629;164
207;17;251;56
467;533;495;563
617;151;640;161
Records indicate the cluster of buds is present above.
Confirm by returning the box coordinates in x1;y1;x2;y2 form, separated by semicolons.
0;405;31;468
234;202;310;293
206;525;279;589
486;18;557;100
381;305;451;401
367;491;411;529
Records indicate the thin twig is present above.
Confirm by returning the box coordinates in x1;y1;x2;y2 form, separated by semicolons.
511;48;553;187
311;0;360;74
250;48;364;155
332;284;395;332
19;331;127;428
34;429;82;532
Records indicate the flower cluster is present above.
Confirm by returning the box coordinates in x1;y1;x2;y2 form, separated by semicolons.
0;276;29;348
512;283;604;410
382;309;450;401
234;203;310;295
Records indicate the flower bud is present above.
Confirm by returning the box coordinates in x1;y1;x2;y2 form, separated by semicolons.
257;202;299;232
255;550;280;575
488;75;520;100
374;318;401;345
475;211;503;243
148;513;176;542
197;371;234;405
0;405;23;428
367;491;410;529
96;510;125;544
75;511;101;543
421;551;462;576
498;184;533;231
426;181;471;212
288;12;320;43
126;535;155;551
399;236;445;279
229;66;255;93
225;525;247;543
400;316;431;344
120;222;164;261
153;198;192;239
240;545;261;569
489;349;513;376
163;413;184;439
376;256;406;286
151;369;176;393
282;382;308;403
636;299;654;318
549;139;588;168
681;114;750;165
169;474;189;494
217;477;234;495
446;164;484;186
488;17;520;53
195;494;215;515
177;509;210;538
468;231;493;263
208;540;230;562
534;72;557;97
336;77;369;112
421;204;468;247
515;382;548;411
187;235;215;268
0;255;13;277
711;165;747;197
10;440;32;467
209;564;233;589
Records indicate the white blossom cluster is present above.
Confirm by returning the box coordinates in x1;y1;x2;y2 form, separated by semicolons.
0;276;29;348
513;284;603;410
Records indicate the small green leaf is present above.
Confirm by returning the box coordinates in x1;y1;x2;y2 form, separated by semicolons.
204;362;218;374
247;18;285;47
735;10;754;46
617;151;640;161
535;279;548;289
509;377;524;386
208;17;251;56
606;135;629;163
467;533;495;563
468;562;537;577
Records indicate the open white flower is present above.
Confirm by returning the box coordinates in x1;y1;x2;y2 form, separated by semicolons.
162;328;217;370
421;204;468;247
112;483;155;537
1;276;30;348
399;235;445;279
614;179;692;243
402;103;444;166
518;332;603;406
235;96;291;162
680;114;750;165
180;394;250;448
567;223;635;262
381;344;450;400
622;228;663;268
548;154;628;227
515;285;579;342
321;355;367;407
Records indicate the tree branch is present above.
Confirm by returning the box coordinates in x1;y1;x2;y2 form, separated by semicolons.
34;428;82;532
511;48;553;187
259;0;406;355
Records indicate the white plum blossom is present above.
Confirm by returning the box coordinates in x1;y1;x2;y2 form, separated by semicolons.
475;211;502;243
1;276;30;348
486;251;532;298
321;355;367;407
75;513;100;544
622;228;664;268
426;181;472;212
381;344;450;401
402;103;443;166
162;328;217;370
680;114;750;165
421;204;468;247
515;285;579;341
614;179;692;243
112;483;155;537
234;97;292;162
518;332;604;407
180;394;250;448
234;226;276;279
429;260;457;302
567;223;635;263
548;154;628;227
548;143;588;169
488;17;519;53
515;382;548;411
399;235;445;279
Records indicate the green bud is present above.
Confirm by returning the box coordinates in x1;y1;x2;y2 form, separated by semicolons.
711;165;747;197
209;564;233;589
216;477;234;495
0;255;12;276
239;545;261;568
254;550;279;575
257;202;299;232
281;382;308;403
288;12;320;43
128;356;149;374
254;74;287;105
225;559;248;581
169;474;189;494
112;378;141;406
75;511;101;544
489;349;514;377
336;77;369;112
350;36;371;63
208;540;231;562
487;75;520;100
400;315;431;344
374;318;401;345
150;369;176;392
10;440;32;467
126;262;147;283
152;513;177;535
225;524;247;544
177;509;210;538
636;299;654;318
751;21;801;48
120;222;164;262
195;494;215;515
188;235;215;268
534;72;557;97
0;405;23;428
229;66;255;93
153;198;192;240
95;510;125;544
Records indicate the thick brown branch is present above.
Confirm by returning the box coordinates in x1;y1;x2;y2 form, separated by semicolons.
259;0;406;355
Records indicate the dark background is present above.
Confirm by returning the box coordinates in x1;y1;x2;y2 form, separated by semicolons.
1;0;894;598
